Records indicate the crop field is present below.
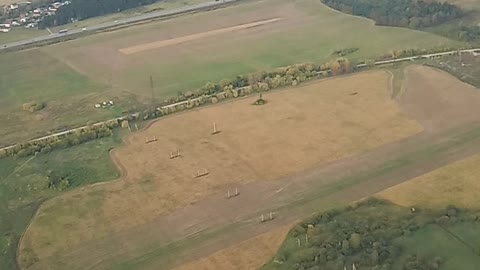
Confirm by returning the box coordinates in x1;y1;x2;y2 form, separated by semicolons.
18;70;425;269
0;0;461;144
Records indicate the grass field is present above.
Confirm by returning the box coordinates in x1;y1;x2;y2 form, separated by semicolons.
0;0;461;144
18;70;424;269
394;224;480;270
0;28;49;44
0;0;211;44
153;64;480;270
0;0;462;144
43;0;460;98
174;224;292;270
0;50;126;146
0;133;122;270
379;155;480;209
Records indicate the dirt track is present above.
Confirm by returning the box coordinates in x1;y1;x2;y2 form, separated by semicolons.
18;66;480;270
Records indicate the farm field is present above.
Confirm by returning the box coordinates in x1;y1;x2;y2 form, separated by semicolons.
18;70;424;269
135;67;479;269
0;0;462;145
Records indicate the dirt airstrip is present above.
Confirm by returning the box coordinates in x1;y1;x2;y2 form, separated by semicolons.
119;18;284;55
18;66;480;270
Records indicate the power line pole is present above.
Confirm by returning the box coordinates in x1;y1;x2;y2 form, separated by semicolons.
150;75;155;106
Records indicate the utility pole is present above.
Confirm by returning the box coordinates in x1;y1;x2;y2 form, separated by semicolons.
150;75;155;108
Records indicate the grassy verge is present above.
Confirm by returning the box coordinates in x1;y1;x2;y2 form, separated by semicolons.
0;130;124;269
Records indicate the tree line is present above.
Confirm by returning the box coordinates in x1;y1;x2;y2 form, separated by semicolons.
141;58;353;120
0;120;119;158
39;0;158;28
321;0;462;29
263;199;480;270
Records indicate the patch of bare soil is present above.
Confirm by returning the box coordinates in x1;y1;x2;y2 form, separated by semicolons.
395;65;480;133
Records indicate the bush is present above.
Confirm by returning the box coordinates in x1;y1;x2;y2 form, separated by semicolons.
22;101;45;112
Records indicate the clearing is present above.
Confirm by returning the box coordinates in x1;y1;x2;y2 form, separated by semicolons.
19;70;422;269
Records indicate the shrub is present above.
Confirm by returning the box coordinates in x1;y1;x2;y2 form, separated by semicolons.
22;101;45;112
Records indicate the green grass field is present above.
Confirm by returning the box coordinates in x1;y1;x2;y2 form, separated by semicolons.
394;224;480;270
46;0;462;98
0;133;122;269
0;50;128;145
0;28;49;45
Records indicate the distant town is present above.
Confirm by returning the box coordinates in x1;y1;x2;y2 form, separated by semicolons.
0;1;71;33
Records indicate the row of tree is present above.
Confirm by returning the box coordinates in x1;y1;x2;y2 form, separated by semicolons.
0;119;119;158
322;0;463;29
263;199;477;270
143;58;353;120
39;0;159;28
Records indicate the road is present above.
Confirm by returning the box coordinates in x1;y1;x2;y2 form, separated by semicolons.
0;0;238;50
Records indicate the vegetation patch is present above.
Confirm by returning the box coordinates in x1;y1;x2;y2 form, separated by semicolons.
22;101;45;113
332;48;359;57
263;199;480;270
322;0;462;29
253;94;267;106
0;133;121;270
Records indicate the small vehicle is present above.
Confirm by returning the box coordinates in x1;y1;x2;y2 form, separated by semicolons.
58;29;69;34
82;27;87;31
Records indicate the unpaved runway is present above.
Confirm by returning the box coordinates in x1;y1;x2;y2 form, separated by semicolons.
119;18;283;55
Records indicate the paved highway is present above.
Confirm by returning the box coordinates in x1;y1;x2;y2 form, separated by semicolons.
0;0;238;50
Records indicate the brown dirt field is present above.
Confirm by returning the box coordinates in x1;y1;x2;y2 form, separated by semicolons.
378;154;480;209
19;70;422;269
119;18;283;55
376;65;480;208
395;65;480;133
173;224;292;270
